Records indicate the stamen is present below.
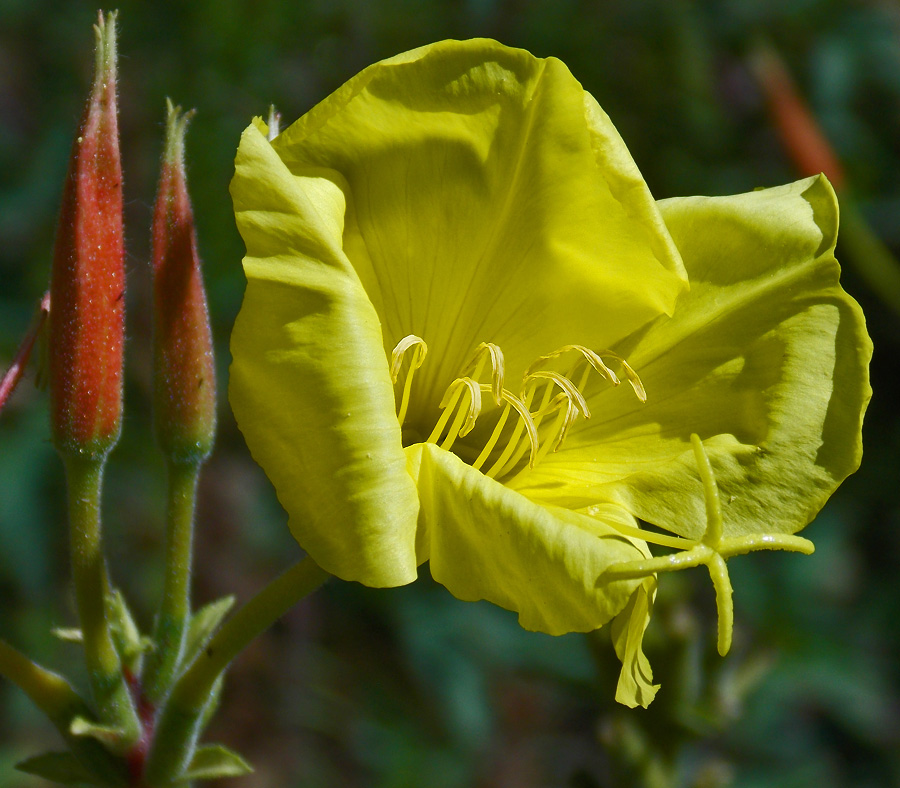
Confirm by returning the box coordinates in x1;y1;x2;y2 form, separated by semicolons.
479;386;539;476
393;337;643;480
390;335;427;426
526;345;620;386
440;378;481;450
524;370;590;419
472;402;511;470
531;397;577;466
460;342;505;405
514;369;591;470
527;345;648;404
427;376;482;446
484;389;540;478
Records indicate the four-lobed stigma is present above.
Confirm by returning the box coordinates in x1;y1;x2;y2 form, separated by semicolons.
601;434;815;656
390;335;645;481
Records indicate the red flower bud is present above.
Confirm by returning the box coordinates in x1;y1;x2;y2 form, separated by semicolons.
151;101;216;464
49;12;124;457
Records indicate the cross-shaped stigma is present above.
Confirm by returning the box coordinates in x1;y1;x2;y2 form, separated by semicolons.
603;434;815;656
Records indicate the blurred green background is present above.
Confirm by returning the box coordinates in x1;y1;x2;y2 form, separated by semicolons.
2;0;899;786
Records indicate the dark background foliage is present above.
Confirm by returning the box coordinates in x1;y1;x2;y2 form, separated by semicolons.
1;1;899;786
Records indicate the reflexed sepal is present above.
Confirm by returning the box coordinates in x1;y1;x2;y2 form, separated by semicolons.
15;751;98;786
176;744;253;782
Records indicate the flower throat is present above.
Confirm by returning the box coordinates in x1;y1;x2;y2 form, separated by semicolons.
390;336;646;482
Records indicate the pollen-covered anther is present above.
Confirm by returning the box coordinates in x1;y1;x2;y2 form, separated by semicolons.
390;335;427;383
390;334;427;425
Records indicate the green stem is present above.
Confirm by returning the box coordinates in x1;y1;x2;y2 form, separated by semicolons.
64;452;140;752
144;461;201;703
0;638;128;786
840;198;900;320
143;556;329;786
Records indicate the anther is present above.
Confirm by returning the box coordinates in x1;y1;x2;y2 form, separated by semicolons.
390;335;427;383
427;376;481;448
460;342;505;405
390;335;427;426
607;354;647;403
524;370;591;419
526;345;620;387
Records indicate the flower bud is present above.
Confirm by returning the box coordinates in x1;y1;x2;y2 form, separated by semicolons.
151;100;216;464
49;12;124;458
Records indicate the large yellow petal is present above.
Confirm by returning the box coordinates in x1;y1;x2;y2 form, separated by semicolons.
229;120;419;586
407;443;650;635
513;176;871;540
270;39;686;426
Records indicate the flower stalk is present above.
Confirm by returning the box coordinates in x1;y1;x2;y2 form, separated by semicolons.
64;453;141;752
142;101;217;706
0;292;50;416
144;557;329;785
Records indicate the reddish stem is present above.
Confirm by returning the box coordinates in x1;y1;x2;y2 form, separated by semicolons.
0;292;50;416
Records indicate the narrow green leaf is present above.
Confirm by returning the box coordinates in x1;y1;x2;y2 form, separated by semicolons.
16;751;95;785
181;596;235;667
106;589;150;672
178;744;253;781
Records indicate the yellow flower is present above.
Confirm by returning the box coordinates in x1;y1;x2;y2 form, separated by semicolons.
229;40;871;707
